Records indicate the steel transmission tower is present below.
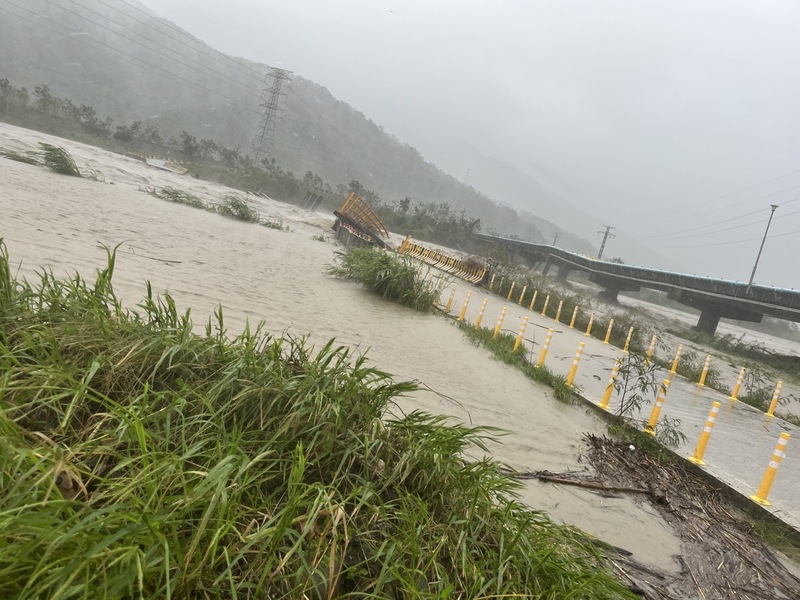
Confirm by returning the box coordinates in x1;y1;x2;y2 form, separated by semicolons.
597;225;615;259
251;67;292;164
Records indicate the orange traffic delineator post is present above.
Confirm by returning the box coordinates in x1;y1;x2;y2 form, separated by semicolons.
669;344;683;375
528;290;537;311
536;328;554;367
750;432;790;506
603;319;615;345
513;317;529;352
566;342;585;387
599;358;622;411
554;299;564;323
507;281;516;301
584;312;595;337
540;294;550;317
493;306;508;339
488;273;496;291
457;290;472;322
518;285;527;305
645;379;671;435
444;285;457;313
729;367;746;401
474;298;489;329
766;381;784;417
646;334;657;364
622;326;634;354
569;305;578;329
688;401;721;465
697;354;712;387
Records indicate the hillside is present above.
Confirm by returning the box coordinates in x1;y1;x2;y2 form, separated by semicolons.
0;0;609;248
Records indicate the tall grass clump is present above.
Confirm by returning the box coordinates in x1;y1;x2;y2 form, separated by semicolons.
215;194;260;223
329;247;440;311
0;241;635;599
153;186;207;209
1;149;40;165
37;142;82;176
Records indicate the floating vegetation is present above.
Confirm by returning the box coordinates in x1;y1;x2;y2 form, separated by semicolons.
215;194;260;223
153;186;207;209
0;241;634;599
329;247;440;311
38;142;82;176
262;219;286;230
1;149;40;165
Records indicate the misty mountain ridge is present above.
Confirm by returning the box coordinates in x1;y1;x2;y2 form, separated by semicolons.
420;136;681;269
2;0;654;258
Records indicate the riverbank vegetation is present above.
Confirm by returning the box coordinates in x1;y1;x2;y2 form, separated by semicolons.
0;243;637;598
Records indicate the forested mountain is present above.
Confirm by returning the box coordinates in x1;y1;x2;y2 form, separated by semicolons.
0;0;602;248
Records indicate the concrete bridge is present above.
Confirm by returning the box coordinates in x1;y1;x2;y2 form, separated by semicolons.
471;233;800;335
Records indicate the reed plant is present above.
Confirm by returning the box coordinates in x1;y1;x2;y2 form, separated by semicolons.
37;142;82;177
1;149;40;165
215;194;260;223
153;186;207;209
329;247;440;312
0;241;634;599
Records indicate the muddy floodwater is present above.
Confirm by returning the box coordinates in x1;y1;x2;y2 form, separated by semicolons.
14;121;797;572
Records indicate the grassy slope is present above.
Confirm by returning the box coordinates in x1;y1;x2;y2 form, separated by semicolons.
0;243;634;599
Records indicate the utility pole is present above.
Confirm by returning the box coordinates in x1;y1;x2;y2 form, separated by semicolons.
746;204;779;291
597;225;615;259
251;67;293;164
552;233;559;246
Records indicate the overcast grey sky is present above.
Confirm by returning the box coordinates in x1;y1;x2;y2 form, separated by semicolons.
138;0;800;289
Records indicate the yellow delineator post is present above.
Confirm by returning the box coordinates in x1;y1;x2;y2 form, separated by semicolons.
645;379;671;435
697;354;712;387
493;306;508;338
444;285;458;313
603;319;614;344
518;285;527;305
457;291;472;322
540;294;551;317
646;334;657;364
554;299;564;323
622;326;634;354
669;344;683;375
569;305;578;329
688;401;721;465
729;366;746;401
599;358;622;411
584;312;595;337
513;317;529;352
488;273;496;291
536;328;554;367
566;342;585;387
507;281;516;301
766;381;784;417
750;432;790;506
528;290;538;311
474;298;489;330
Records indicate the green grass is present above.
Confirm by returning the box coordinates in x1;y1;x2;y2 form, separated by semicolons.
456;322;577;404
0;241;635;599
329;247;441;312
152;186;207;209
1;149;40;165
215;195;260;223
37;142;82;177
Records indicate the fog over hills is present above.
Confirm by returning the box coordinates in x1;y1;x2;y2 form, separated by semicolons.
0;0;671;259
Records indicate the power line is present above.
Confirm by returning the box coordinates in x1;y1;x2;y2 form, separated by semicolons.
0;0;259;115
46;0;260;100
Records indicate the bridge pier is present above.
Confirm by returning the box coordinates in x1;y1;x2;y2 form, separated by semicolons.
694;310;721;335
590;274;640;305
667;290;763;337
